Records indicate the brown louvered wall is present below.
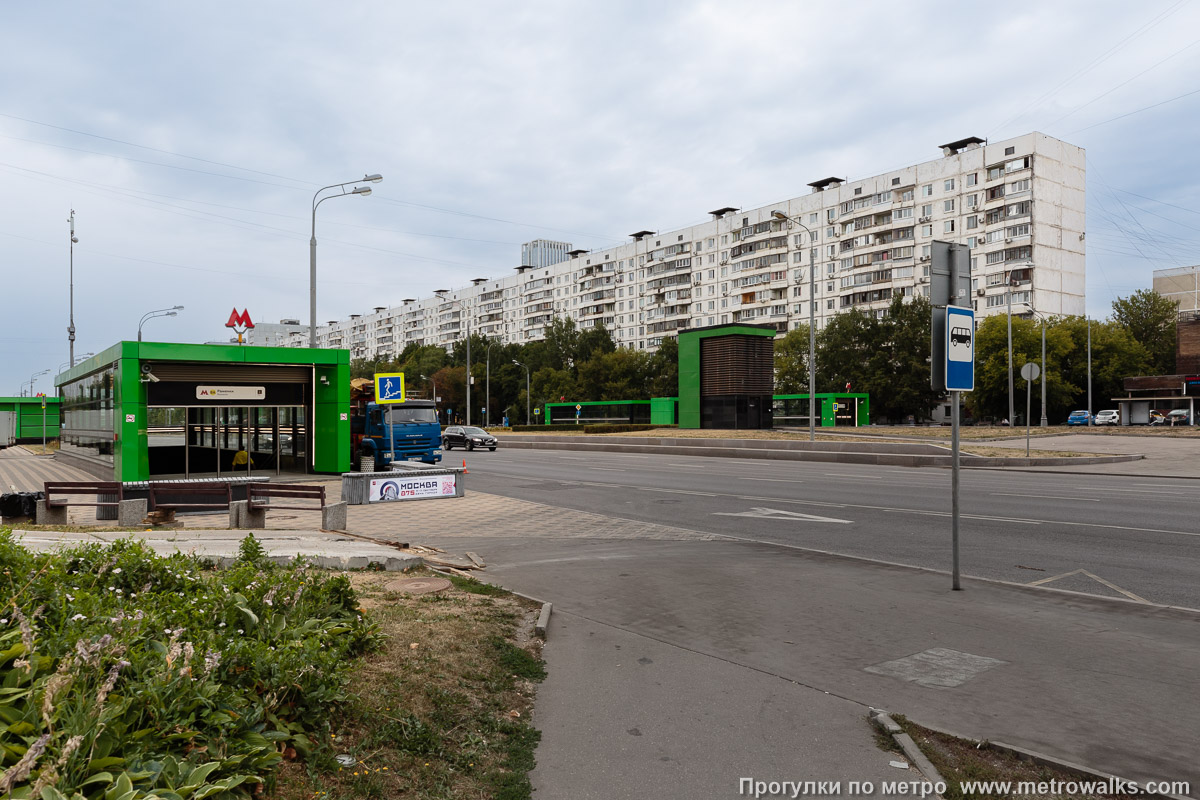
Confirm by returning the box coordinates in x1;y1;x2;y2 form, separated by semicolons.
700;335;774;396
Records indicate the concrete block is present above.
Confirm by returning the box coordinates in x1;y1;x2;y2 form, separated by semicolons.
322;502;347;531
316;556;344;570
345;556;370;570
118;499;147;527
385;555;423;571
35;500;67;526
229;500;265;529
228;501;244;528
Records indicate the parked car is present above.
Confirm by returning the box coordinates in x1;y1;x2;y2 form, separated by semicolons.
1094;410;1120;426
1149;409;1167;425
1066;410;1092;426
1166;410;1192;426
442;426;498;451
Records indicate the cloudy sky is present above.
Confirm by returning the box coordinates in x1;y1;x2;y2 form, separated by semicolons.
3;0;1199;393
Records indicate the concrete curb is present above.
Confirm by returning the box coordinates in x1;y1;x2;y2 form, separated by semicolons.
895;715;1191;800
535;602;553;639
497;437;1143;469
427;567;555;638
869;710;945;788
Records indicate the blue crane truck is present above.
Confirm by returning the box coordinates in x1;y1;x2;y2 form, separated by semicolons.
352;399;443;468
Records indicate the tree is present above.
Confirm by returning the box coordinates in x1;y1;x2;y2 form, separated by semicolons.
577;324;616;364
647;336;679;398
773;326;811;395
577;349;653;400
1111;289;1178;375
871;296;939;423
542;317;580;372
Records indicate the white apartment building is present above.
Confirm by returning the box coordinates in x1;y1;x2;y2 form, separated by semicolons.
1153;265;1200;314
286;132;1085;360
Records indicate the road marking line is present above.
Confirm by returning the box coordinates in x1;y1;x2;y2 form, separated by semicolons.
714;507;852;524
667;463;706;468
990;492;1100;501
1076;487;1176;495
738;478;806;483
1028;568;1149;603
479;474;1199;537
590;467;625;471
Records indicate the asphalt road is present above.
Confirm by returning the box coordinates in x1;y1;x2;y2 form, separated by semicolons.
455;448;1200;608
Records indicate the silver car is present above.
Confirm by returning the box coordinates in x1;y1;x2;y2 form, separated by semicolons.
1094;410;1120;426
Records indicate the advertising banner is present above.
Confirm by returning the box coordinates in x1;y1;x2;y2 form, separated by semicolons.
369;474;457;502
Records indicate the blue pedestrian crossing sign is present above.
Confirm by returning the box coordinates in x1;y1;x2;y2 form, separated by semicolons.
374;373;407;404
945;306;974;392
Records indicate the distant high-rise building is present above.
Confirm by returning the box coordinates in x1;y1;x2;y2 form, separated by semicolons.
521;239;571;268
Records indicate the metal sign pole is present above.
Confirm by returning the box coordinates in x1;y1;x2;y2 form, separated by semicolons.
389;404;395;469
951;390;961;591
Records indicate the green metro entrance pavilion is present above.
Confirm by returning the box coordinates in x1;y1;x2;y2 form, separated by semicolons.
54;342;350;482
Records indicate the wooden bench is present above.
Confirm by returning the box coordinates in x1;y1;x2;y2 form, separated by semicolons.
39;481;128;525
44;481;124;508
248;484;326;510
146;482;233;523
237;484;344;531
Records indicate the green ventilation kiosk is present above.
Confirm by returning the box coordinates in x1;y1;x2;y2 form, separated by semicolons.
678;323;777;429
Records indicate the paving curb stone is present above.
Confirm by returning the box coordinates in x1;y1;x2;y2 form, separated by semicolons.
869;710;946;788
897;717;1191;800
427;567;555;638
497;436;1143;468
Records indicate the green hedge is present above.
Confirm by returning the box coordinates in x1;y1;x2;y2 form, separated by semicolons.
508;423;673;434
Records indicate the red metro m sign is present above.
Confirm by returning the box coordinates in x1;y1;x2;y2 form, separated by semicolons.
225;308;255;344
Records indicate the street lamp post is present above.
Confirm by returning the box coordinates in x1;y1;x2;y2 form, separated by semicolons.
436;291;471;426
68;210;78;367
485;339;501;428
1016;303;1048;427
27;369;49;398
771;211;815;441
310;174;382;348
513;359;530;426
138;306;185;342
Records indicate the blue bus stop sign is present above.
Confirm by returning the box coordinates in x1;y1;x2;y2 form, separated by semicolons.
946;305;974;392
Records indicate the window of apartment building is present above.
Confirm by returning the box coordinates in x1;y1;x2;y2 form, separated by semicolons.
810;230;819;242
921;204;933;217
944;178;955;191
1009;178;1031;194
966;173;977;187
966;194;978;207
721;267;728;277
900;189;914;201
721;299;728;309
987;185;1005;201
967;236;979;248
920;224;933;237
826;244;837;257
707;285;715;296
707;239;715;248
707;269;715;279
827;299;835;309
986;251;1006;265
707;301;715;311
1007;201;1031;217
695;241;702;251
826;226;836;237
1005;146;1016;156
920;185;932;197
966;215;979;229
854;187;863;195
987;165;1005;181
894;207;913;220
827;281;834;292
892;177;901;186
944;220;955;233
793;252;803;264
721;235;728;244
1006;223;1031;239
944;199;955;212
922;244;932;258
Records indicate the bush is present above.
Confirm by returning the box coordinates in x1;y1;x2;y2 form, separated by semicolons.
583;424;671;434
0;531;379;799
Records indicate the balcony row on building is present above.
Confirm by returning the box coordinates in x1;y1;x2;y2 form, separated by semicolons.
253;132;1085;359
